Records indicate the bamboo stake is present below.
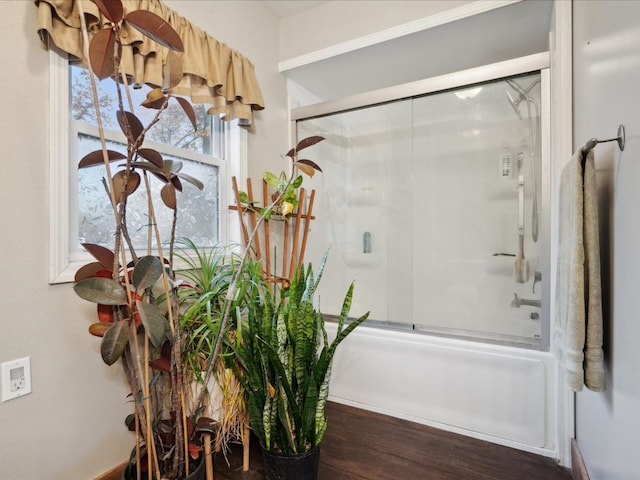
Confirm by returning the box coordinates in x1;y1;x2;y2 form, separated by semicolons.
182;387;190;478
144;336;152;478
204;433;214;480
262;180;271;281
288;188;306;279
298;190;316;266
135;408;141;480
246;179;262;260
242;421;250;471
282;220;290;280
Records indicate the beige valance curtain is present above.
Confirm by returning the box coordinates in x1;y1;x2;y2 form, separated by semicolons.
35;0;265;124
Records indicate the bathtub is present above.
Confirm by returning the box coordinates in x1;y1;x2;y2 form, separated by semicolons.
327;322;557;457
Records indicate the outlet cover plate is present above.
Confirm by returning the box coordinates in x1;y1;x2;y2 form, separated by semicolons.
2;357;32;402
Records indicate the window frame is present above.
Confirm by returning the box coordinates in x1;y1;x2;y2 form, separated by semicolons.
49;49;246;283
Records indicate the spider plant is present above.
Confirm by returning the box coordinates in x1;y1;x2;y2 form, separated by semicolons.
174;239;250;453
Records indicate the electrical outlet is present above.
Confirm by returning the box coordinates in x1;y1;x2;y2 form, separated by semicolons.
2;357;31;402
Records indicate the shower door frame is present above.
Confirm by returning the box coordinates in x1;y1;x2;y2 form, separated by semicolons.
290;53;551;351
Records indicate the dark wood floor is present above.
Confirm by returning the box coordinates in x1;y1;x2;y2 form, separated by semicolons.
213;402;571;480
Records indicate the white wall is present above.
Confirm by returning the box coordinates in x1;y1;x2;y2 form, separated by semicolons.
278;0;473;61
573;1;640;479
0;1;286;478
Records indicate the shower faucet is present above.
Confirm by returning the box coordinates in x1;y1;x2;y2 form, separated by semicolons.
511;293;541;309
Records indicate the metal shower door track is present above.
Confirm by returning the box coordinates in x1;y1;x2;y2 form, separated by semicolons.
291;52;550;121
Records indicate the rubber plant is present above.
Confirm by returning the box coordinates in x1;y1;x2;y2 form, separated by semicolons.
69;1;235;478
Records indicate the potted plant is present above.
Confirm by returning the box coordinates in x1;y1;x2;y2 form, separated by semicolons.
69;1;245;478
69;2;369;478
230;255;369;480
174;239;250;456
226;138;370;480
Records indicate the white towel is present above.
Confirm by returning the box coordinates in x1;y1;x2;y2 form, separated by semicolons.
554;150;605;392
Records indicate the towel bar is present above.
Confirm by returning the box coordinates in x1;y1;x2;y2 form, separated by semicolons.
581;124;625;159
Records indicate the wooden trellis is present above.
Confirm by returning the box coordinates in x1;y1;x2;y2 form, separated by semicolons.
229;176;316;283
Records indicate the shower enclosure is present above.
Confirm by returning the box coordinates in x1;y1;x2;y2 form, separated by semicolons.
296;66;549;348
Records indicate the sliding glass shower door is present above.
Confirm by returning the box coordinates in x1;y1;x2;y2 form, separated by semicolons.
297;71;546;347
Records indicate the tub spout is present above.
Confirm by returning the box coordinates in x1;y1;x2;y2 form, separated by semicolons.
511;293;541;308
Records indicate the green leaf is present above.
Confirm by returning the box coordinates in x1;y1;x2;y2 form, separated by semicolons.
292;175;303;189
132;256;163;291
256;337;301;427
136;301;167;348
74;277;128;305
263;171;279;187
101;320;129;365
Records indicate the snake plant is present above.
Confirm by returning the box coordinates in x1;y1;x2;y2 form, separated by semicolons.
229;253;369;454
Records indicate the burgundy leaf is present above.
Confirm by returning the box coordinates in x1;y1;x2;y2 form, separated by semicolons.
195;417;219;434
78;149;126;169
285;135;325;158
170;175;183;192
137;148;164;169
296;158;322;172
112;170;141;203
82;243;115;271
88;322;112;337
161;183;176;209
149;357;171;373
116;110;145;144
97;303;115;323
295;162;315;178
124;10;184;52
141;87;167;110
75;261;108;282
174;96;197;131
88;28;117;80
167;50;184;88
92;0;124;24
188;443;201;460
160;340;172;360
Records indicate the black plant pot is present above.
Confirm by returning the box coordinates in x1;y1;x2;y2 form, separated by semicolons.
121;454;206;480
262;445;321;480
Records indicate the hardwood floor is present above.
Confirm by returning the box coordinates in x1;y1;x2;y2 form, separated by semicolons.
213;402;572;480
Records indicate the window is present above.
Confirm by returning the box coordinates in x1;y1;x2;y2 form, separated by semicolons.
49;50;246;283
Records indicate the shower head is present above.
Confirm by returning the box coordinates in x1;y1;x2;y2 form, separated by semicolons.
506;91;522;119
